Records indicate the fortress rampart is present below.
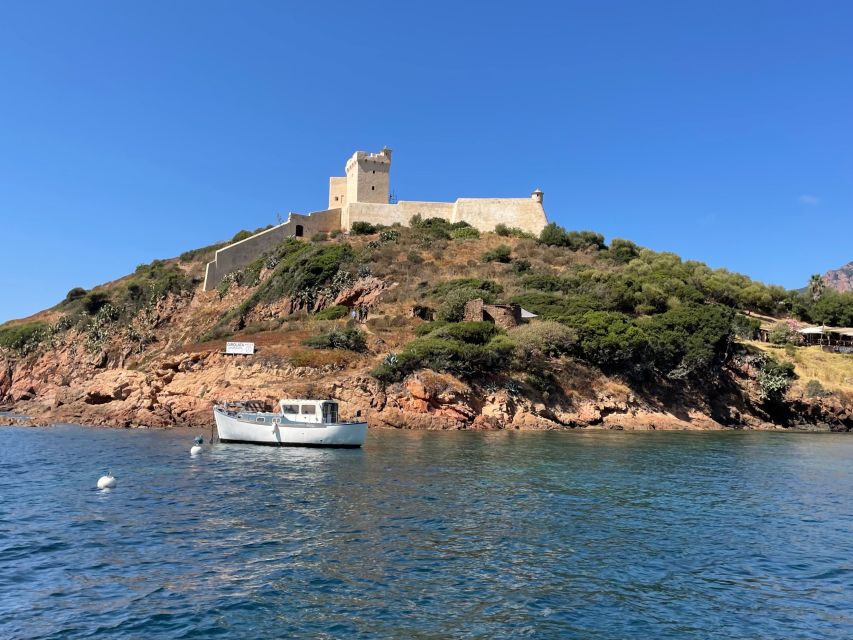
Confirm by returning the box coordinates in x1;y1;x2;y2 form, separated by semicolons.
202;149;548;291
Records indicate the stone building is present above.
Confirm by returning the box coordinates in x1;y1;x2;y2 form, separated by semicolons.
203;149;548;290
463;299;523;330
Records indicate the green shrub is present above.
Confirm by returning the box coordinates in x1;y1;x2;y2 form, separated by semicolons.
538;223;605;251
409;215;473;240
415;320;450;336
639;304;735;379
450;226;480;239
65;287;87;303
432;278;503;297
539;222;569;247
805;379;829;398
311;232;329;242
315;305;350;320
571;311;649;372
303;327;367;352
509;321;577;360
607;239;640;264
372;334;513;382
495;224;534;239
0;321;50;355
430;321;499;345
351;221;379;235
481;245;512;263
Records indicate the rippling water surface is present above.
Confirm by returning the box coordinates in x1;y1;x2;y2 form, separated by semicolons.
1;426;852;639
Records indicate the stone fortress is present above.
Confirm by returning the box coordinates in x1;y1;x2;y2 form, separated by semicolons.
203;148;548;290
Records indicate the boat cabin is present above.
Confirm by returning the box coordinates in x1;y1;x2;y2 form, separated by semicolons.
278;399;339;424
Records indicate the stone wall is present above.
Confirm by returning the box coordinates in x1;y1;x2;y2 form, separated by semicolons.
202;208;341;291
343;198;546;236
453;198;547;235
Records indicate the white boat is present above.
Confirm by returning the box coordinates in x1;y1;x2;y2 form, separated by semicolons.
214;399;367;448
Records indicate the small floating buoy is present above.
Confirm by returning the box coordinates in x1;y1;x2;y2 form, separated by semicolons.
97;473;116;489
190;444;202;455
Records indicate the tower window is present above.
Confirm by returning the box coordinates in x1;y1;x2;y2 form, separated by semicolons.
371;186;374;190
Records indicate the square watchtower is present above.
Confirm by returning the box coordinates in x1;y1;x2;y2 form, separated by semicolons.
344;148;392;205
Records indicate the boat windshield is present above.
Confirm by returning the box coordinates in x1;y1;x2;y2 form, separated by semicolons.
322;402;339;423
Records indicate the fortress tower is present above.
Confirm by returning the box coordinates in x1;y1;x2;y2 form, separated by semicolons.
205;147;548;291
328;147;392;209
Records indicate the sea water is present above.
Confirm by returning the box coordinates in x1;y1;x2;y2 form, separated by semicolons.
1;425;851;639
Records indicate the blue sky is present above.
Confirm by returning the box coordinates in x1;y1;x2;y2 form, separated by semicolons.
1;1;851;322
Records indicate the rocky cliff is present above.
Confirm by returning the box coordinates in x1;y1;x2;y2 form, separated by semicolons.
824;261;853;293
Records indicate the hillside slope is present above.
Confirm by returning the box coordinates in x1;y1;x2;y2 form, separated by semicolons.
1;221;851;432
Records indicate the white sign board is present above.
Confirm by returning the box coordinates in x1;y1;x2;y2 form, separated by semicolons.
226;341;255;355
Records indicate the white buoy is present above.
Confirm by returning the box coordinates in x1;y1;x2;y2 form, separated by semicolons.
97;473;116;489
190;445;202;455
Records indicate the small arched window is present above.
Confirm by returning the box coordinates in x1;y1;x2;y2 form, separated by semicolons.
295;224;304;237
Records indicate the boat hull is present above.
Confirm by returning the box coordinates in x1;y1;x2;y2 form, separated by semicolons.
214;408;367;447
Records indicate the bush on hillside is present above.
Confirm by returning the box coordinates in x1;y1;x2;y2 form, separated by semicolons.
495;224;535;239
432;278;503;297
409;214;474;240
371;334;514;382
639;304;735;379
0;321;50;355
64;287;87;303
351;221;379;235
509;321;577;361
606;239;640;264
539;224;606;251
314;305;350;320
303;327;367;352
311;232;328;242
450;226;480;239
430;321;499;345
481;245;512;263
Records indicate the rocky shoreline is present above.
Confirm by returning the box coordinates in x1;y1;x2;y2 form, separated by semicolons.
3;342;851;433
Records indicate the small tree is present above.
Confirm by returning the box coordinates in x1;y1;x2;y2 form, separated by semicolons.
539;222;569;247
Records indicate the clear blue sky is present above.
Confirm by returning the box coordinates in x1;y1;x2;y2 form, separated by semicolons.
1;1;851;323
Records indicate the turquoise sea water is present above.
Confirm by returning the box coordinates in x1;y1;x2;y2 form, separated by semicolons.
1;425;852;639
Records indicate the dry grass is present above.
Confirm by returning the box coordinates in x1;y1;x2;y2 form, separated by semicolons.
748;341;853;394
